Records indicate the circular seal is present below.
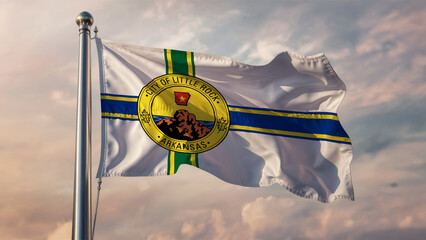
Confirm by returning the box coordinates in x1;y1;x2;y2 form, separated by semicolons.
138;74;230;153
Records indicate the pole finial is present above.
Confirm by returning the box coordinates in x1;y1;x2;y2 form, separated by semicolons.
76;11;94;27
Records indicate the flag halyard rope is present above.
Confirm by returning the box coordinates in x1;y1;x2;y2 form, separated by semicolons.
91;178;102;240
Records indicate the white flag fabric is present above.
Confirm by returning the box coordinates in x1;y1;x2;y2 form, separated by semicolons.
96;38;353;203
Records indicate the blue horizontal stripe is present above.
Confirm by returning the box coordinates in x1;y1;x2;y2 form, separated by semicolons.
101;99;137;116
100;95;350;142
228;105;338;116
229;111;349;138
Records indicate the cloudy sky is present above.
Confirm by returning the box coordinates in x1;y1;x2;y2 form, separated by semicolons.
1;0;426;239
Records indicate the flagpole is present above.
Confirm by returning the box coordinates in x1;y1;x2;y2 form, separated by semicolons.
73;11;93;240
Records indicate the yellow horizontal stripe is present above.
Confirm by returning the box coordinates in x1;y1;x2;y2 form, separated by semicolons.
228;107;339;121
102;112;138;120
230;125;351;143
101;95;138;102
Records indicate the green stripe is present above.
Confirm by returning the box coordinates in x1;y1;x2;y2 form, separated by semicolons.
168;151;198;174
170;49;189;75
164;49;170;74
165;49;198;175
167;151;173;175
190;52;195;76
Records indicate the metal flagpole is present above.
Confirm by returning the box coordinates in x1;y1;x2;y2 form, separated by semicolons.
73;11;93;240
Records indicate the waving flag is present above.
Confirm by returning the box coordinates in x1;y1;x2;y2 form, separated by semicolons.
96;39;353;203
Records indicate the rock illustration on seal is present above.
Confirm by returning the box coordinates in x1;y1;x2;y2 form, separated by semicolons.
156;109;211;141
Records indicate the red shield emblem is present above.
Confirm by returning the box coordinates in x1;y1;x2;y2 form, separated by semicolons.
174;92;191;106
